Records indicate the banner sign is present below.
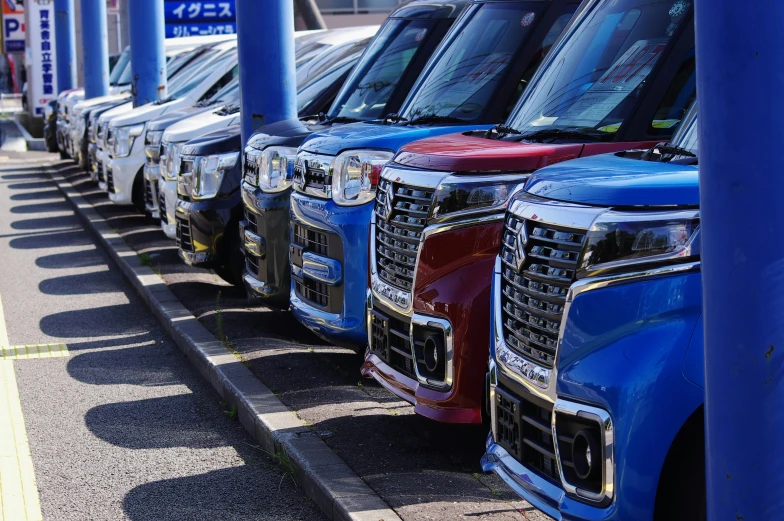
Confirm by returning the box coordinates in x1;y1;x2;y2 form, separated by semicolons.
164;1;236;37
28;0;57;116
2;0;25;53
166;22;235;38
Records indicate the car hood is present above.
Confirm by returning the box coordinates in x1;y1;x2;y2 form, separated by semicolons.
110;97;188;127
147;105;216;132
98;101;134;124
163;110;239;143
181;124;242;156
74;93;130;112
524;152;699;207
246;118;332;151
300;121;494;156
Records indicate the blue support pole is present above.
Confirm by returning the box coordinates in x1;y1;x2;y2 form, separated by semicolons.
54;0;76;92
697;2;784;520
236;0;297;148
79;0;109;98
128;0;167;106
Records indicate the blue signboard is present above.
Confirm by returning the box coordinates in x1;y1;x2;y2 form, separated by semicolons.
166;22;236;38
164;1;236;38
164;1;236;22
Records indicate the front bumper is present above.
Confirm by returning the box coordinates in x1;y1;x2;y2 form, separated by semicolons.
159;177;177;239
288;192;370;349
175;191;241;269
107;152;143;205
144;164;161;219
240;181;291;307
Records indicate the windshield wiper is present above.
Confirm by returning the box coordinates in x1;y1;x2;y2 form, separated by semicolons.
154;95;175;106
328;116;362;124
405;114;466;126
383;113;407;125
215;102;240;116
486;124;522;138
194;99;219;108
650;143;696;158
518;128;605;143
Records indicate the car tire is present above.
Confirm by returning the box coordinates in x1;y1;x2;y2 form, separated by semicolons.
59;150;69;160
132;170;146;214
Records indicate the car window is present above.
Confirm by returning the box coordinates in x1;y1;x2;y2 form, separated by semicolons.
169;51;236;99
109;48;130;85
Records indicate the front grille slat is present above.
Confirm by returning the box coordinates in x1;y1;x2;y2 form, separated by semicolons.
373;178;434;294
159;190;168;224
500;215;587;369
176;215;194;252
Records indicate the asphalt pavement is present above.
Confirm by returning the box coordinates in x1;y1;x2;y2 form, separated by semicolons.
0;145;325;519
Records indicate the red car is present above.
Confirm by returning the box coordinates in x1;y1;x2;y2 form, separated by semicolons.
363;0;697;423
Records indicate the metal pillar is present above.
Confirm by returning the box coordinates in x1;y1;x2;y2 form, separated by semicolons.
55;0;77;92
697;1;784;520
79;0;109;98
236;0;298;148
128;0;166;106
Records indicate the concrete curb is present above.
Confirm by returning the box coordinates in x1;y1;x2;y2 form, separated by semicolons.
11;119;46;151
48;165;402;521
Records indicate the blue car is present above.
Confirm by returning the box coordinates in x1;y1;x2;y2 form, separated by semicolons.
482;103;704;520
289;0;581;349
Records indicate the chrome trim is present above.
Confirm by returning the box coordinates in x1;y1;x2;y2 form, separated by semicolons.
292;151;333;199
552;399;614;503
410;313;454;390
302;252;342;286
243;228;265;258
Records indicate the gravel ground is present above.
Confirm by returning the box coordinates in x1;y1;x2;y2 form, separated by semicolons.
0;145;325;521
54;154;553;521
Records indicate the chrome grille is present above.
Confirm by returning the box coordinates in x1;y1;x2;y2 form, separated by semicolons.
293;223;328;256
373;178;434;292
159;190;168;224
106;166;115;193
176;215;194;252
500;214;586;369
178;156;196;202
244;150;259;182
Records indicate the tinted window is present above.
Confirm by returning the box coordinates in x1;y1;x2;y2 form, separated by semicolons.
506;0;693;135
109;48;130;85
400;2;562;122
170;50;236;99
328;18;436;121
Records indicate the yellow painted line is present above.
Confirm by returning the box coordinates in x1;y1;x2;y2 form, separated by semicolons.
0;295;44;521
0;344;69;360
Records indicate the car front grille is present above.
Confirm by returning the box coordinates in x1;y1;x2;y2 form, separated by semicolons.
159;190;168;224
178;156;195;202
244;208;258;235
106;167;115;193
144;177;155;208
176;215;194;252
244;150;259;182
369;307;415;379
293;223;328;256
499;214;586;369
295;278;329;309
373;178;433;292
495;384;558;481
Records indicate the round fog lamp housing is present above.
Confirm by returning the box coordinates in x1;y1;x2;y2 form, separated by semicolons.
572;429;599;480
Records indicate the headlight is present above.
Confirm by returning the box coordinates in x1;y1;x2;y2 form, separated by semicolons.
257;146;297;193
430;174;526;224
112;123;144;158
145;130;163;146
192;152;239;199
162;142;183;181
577;210;700;279
332;149;394;206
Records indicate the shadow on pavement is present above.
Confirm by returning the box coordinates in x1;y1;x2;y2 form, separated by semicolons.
67;342;182;387
123;465;323;521
10;189;63;201
6;180;56;190
11;215;81;231
85;393;229;449
35;249;105;270
9;229;93;249
40;304;149;338
38;270;122;295
11;201;72;214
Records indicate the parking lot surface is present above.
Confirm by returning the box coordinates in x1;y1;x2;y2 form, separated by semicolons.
0;150;325;521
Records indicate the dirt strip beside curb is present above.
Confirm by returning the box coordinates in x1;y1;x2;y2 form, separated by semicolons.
48;164;402;521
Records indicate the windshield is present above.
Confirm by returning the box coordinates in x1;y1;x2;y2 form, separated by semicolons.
669;101;697;154
169;50;236;99
327;18;437;121
506;0;693;136
208;76;240;104
400;2;577;123
296;38;371;115
109;48;131;85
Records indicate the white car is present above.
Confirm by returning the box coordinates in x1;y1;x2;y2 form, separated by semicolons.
97;40;238;206
156;25;378;238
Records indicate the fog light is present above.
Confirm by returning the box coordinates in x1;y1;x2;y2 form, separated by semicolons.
424;335;442;372
572;429;599;480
